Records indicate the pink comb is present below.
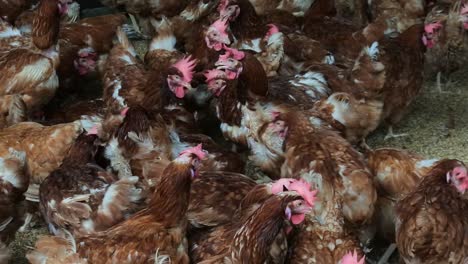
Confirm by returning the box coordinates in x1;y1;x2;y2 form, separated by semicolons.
461;4;468;15
264;24;280;40
223;46;245;60
120;107;129;117
172;56;198;83
271;178;295;194
86;125;99;135
78;47;97;59
341;250;365;264
211;19;229;35
217;0;230;12
288;179;317;207
204;69;227;82
424;22;442;34
179;144;206;160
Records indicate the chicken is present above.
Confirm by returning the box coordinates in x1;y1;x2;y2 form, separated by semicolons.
205;67;330;111
0;148;28;263
378;24;426;139
13;0;80;34
369;0;427;21
39;133;142;237
334;0;369;27
144;16;184;73
210;42;385;146
28;145;206;264
191;178;316;263
188;171;256;229
0;0;35;24
199;193;313;263
102;28;197;114
279;111;377;225
367;148;441;241
395;159;468;263
44;99;106;125
106;106;243;181
0;0;63;113
104;106;173;180
423;1;468;92
55;14;127;94
303;13;408;67
99;0;189;36
311;92;384;147
288;202;363;264
279;32;335;76
0;94;27;129
0;120;91;187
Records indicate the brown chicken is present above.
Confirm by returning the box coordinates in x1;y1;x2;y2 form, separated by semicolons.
287;160;363;264
378;24;426;139
99;0;189;36
191;178;316;263
0;94;27;129
13;0;80;34
424;1;468;91
39;133;142;237
396;160;468;263
0;0;63;113
56;14;127;93
188;171;257;229
102;28;198;114
198;192;313;263
0;148;28;263
0;0;35;24
28;145;207;264
0;120;91;187
279;111;377;225
367;148;441;241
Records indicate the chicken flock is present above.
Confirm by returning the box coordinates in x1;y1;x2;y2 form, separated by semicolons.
0;0;467;263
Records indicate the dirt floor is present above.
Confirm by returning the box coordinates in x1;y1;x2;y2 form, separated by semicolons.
7;21;468;263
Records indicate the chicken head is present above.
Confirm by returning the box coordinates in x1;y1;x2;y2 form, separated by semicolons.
178;144;207;178
215;48;245;79
447;165;468;194
204;69;228;96
205;19;231;51
73;48;98;76
422;21;443;48
218;0;240;22
168;56;197;99
460;4;468;30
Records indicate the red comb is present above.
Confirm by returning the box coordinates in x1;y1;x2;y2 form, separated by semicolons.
424;22;442;33
461;4;468;15
217;0;229;12
120;107;129;117
341;250;365;264
211;19;229;35
172;56;197;83
179;144;206;160
204;69;227;82
224;46;245;60
288;179;317;207
86;125;99;135
271;178;295;194
265;24;280;40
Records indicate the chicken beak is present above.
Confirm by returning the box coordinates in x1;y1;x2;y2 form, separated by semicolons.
214;61;229;69
181;80;193;90
221;34;231;45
